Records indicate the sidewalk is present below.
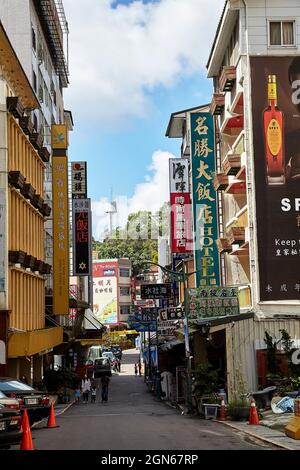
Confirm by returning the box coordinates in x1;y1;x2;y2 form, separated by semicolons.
217;420;300;450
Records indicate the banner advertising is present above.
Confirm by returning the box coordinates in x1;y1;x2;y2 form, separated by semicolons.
72;199;92;276
169;158;192;254
93;261;118;324
170;193;192;253
250;57;300;300
187;287;239;320
52;156;69;315
71;161;87;199
158;307;184;321
169;158;189;193
190;112;220;288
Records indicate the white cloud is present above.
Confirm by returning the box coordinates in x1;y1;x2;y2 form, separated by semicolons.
92;149;173;239
63;0;223;126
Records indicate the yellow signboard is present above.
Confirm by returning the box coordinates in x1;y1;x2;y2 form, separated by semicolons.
52;156;69;314
51;124;68;149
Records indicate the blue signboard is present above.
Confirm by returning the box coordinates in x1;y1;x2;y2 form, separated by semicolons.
190;112;220;288
127;312;156;332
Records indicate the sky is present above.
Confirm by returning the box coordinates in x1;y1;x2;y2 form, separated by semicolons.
63;0;224;239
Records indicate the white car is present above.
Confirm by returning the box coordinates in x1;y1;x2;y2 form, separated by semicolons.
102;351;115;363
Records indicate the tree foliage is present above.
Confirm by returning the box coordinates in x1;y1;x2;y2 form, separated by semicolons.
93;206;169;276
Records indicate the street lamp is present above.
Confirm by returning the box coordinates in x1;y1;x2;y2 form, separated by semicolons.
142;260;199;413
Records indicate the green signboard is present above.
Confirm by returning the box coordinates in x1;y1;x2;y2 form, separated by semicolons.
190;112;220;288
187;287;239;319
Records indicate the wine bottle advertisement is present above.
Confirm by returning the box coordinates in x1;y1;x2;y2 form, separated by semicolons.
250;56;300;301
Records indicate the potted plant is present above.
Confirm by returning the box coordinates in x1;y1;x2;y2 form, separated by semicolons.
227;366;250;421
191;363;220;416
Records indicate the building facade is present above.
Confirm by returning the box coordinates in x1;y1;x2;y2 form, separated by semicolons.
166;0;300;396
0;0;70;381
0;21;63;380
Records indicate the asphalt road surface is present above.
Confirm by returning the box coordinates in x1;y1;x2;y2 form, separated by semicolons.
21;349;274;450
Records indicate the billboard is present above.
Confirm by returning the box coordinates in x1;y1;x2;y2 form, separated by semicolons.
250;57;300;300
72;199;92;276
190;112;220;288
92;261;118;324
187;287;239;319
52;156;69;315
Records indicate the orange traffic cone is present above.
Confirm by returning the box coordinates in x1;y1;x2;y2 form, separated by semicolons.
20;409;34;450
219;399;226;421
47;402;59;428
248;399;260;425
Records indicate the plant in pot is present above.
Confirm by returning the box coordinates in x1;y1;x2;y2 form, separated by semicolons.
191;363;220;416
227;366;250;421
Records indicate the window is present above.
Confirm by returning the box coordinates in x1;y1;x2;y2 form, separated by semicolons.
269;21;295;46
119;268;130;278
32;26;36;51
32;70;37;92
120;305;130;315
120;287;130;296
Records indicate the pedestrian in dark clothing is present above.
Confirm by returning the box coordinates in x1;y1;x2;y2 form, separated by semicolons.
134;364;138;376
138;361;142;376
117;359;121;373
101;375;110;403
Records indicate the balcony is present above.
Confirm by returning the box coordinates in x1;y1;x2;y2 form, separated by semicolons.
29;132;43;151
24;255;37;270
219;66;236;93
38;147;50;163
213;172;229;191
8;250;26;265
41;263;52;275
210;93;225;116
222;154;241;176
6;97;24;120
21;183;35;201
226;227;245;246
19;116;34;135
41;203;51;217
216;238;232;253
32;194;44;211
8;171;25;190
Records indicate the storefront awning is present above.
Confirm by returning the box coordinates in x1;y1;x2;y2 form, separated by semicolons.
8;327;63;358
75;339;104;346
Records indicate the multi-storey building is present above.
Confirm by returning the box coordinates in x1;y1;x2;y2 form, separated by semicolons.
0;21;63;380
0;0;71;381
166;0;300;396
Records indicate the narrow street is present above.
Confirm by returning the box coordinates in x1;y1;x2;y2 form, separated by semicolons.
25;350;273;451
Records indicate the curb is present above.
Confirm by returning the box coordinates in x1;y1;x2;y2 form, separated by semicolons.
31;400;75;429
216;420;295;450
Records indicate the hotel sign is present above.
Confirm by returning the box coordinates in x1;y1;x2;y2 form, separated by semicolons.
53;156;69;315
72;199;92;276
190;112;220;287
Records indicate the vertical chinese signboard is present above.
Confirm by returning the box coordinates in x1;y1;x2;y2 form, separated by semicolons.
71;162;87;199
72;198;92;276
169;158;192;253
190;112;220;287
52;155;69;315
250;57;300;300
93;261;118;324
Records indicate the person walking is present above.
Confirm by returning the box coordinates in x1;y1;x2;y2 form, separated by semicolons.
75;386;81;404
117;358;121;373
138;361;142;376
81;375;91;403
91;385;97;403
101;375;110;403
134;364;138;376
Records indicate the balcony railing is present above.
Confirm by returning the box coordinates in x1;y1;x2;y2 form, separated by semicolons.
210;93;225;116
226;227;245;245
213;172;229;191
222;154;241;176
219;66;236;93
216;238;232;253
